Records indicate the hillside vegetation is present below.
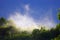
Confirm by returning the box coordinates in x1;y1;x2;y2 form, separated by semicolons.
0;11;60;40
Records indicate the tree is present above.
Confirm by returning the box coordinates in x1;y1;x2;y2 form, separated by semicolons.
0;17;13;40
32;29;40;40
0;17;6;26
58;9;60;20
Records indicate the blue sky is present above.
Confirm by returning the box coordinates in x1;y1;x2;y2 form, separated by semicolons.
0;0;60;30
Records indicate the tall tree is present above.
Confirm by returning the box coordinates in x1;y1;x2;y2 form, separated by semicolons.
0;17;6;26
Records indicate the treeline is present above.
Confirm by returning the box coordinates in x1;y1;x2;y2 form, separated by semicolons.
0;11;60;40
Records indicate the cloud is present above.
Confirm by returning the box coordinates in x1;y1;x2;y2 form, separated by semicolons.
7;4;56;32
38;17;56;29
8;12;56;32
38;9;56;29
24;4;30;16
25;4;30;11
8;12;39;32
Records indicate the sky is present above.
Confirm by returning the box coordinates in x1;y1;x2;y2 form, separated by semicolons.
0;0;60;31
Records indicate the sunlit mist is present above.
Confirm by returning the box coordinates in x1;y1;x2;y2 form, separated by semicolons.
7;4;56;32
8;13;39;32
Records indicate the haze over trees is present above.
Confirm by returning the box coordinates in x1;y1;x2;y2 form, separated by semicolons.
0;10;60;40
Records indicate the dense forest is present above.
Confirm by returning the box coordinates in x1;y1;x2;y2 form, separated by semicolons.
0;11;60;40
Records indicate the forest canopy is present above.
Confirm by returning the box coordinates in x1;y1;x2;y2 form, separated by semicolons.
0;11;60;40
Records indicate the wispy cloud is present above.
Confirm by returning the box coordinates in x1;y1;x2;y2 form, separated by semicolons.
8;4;56;32
25;4;30;11
38;9;56;29
24;4;30;16
8;12;39;32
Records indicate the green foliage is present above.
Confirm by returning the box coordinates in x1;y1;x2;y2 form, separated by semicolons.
0;10;60;40
58;11;60;20
0;17;6;26
52;35;60;40
56;24;60;30
32;29;40;40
